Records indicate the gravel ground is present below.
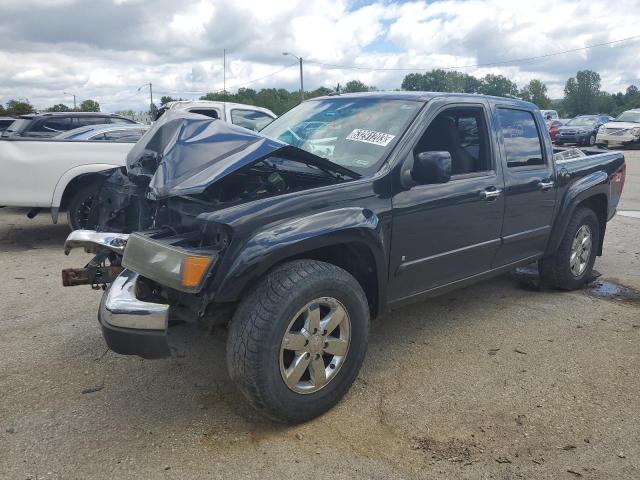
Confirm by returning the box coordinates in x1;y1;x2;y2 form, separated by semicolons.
1;151;639;480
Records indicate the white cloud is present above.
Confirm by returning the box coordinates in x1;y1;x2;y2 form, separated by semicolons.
0;0;639;112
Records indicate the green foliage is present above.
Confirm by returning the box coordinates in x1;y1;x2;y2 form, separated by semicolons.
46;103;72;112
478;74;518;97
199;85;335;116
562;70;601;116
343;80;372;93
160;96;183;105
5;99;35;115
79;99;100;112
519;79;551;109
401;69;480;93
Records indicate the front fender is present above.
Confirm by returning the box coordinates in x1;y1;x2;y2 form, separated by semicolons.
212;207;385;303
545;170;608;256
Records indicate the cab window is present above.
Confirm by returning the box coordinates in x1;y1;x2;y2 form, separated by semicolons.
414;106;492;175
497;108;545;168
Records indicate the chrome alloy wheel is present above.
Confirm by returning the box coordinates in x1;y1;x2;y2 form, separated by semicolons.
570;224;592;277
279;297;351;394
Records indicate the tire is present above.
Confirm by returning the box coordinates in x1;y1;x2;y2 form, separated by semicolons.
227;259;370;423
66;184;99;231
588;134;596;146
556;141;564;146
540;207;599;290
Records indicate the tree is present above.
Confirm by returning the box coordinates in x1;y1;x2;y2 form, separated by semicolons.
160;96;182;105
47;103;71;112
79;99;100;112
562;70;601;115
519;79;551;109
478;74;518;97
5;99;34;115
343;80;371;93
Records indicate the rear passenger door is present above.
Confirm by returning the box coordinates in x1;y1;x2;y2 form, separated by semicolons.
491;107;557;267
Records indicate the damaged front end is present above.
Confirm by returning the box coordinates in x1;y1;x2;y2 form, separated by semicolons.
62;110;358;358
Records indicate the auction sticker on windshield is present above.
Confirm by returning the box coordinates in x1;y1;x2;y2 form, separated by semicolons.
346;129;395;146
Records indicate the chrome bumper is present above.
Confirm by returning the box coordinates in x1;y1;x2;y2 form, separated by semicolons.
99;269;170;358
64;230;129;255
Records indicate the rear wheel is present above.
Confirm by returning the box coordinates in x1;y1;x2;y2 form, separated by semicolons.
66;184;99;231
540;207;599;290
226;260;370;423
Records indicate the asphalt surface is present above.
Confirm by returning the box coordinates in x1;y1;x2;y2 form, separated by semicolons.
1;151;639;480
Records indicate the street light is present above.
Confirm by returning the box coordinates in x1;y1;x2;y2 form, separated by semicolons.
283;52;304;103
63;92;77;110
137;83;154;117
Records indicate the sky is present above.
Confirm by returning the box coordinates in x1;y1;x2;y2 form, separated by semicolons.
1;0;640;112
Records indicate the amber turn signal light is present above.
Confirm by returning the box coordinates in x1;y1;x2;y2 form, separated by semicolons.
181;256;213;288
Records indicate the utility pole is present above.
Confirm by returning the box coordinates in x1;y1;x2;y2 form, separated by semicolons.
138;82;154;116
283;52;304;103
63;92;77;110
223;49;226;96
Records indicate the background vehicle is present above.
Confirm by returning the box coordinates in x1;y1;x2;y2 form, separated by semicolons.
55;123;150;142
540;109;559;119
0;116;15;132
596;109;640;147
156;100;276;131
555;114;609;146
63;93;625;423
548;119;567;142
1;112;138;138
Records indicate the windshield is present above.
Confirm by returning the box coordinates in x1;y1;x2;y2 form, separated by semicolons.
614;111;640;123
566;116;597;126
260;98;421;176
1;118;29;136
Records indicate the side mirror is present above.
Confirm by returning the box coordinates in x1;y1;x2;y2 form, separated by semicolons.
412;151;452;185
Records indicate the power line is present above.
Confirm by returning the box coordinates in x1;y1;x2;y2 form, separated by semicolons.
305;35;640;72
230;62;299;90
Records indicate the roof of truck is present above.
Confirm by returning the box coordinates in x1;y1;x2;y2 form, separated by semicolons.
314;91;536;107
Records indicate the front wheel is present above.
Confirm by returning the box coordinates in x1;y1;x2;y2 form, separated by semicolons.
540;207;599;290
66;185;99;231
588;134;596;146
227;260;370;423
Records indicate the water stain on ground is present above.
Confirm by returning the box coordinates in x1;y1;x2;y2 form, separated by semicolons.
586;279;640;305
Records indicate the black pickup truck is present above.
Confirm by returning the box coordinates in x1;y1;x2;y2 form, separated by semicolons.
63;92;626;423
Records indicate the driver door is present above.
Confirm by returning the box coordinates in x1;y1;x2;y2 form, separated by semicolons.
388;100;505;302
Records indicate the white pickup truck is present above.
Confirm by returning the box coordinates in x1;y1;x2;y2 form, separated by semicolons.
0;102;277;230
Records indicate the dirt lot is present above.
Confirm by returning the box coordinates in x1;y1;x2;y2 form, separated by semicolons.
1;151;639;480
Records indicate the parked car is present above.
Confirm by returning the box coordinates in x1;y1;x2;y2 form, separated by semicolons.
555;115;610;146
56;123;150;142
548;119;567;142
0;116;15;132
1;112;138;139
595;109;640;148
156;100;276;131
0;108;265;230
62;93;625;423
540;109;559;120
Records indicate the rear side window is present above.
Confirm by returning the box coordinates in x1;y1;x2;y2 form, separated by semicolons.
189;108;219;119
110;117;135;124
497;109;544;168
231;109;274;131
31;117;72;133
74;117;110;127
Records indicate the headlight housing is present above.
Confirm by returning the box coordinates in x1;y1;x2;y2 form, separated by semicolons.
122;232;217;293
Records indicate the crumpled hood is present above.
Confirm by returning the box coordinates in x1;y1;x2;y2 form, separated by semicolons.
126;109;287;199
126;110;359;200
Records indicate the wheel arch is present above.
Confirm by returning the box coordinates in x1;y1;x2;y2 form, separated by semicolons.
546;174;609;258
212;208;387;318
51;164;120;222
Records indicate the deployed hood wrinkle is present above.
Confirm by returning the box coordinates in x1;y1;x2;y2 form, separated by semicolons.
126;110;358;200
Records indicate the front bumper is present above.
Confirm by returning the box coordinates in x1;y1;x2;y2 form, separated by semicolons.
596;132;640;145
556;133;590;144
99;269;170;359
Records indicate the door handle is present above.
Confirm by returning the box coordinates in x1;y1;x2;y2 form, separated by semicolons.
479;188;502;201
538;180;555;191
